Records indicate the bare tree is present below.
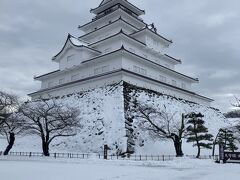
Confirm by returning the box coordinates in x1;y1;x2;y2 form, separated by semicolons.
0;91;21;155
0;113;24;155
134;103;185;157
0;91;19;125
232;96;240;108
19;98;81;156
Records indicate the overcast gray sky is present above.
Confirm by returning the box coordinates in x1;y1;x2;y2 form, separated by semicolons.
0;0;240;112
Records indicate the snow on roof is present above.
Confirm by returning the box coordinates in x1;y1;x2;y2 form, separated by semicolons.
52;34;101;61
131;27;173;45
100;0;111;5
69;36;89;47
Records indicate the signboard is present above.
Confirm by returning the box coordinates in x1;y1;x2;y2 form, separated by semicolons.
104;145;111;160
224;152;240;161
219;144;240;163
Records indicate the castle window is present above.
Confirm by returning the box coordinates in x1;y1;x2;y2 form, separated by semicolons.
71;74;79;81
102;65;109;73
154;41;158;46
59;78;65;85
104;8;112;15
48;82;54;88
181;83;186;89
143;54;148;59
133;66;140;73
159;75;166;83
67;54;75;62
140;68;147;75
133;66;147;75
172;80;177;86
94;67;101;75
94;65;110;75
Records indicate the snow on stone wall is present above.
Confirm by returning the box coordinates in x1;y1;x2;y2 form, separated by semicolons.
58;83;127;154
0;82;231;155
0;83;127;154
123;83;230;155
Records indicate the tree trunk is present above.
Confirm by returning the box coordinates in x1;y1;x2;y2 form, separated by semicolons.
42;141;50;156
172;135;184;157
212;142;216;156
4;132;15;155
212;131;220;156
196;144;201;158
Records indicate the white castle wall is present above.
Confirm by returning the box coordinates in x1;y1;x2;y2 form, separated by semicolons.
82;21;136;44
58;48;97;71
122;56;192;90
33;73;123;100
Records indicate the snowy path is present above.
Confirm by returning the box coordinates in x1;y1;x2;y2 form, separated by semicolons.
0;157;239;180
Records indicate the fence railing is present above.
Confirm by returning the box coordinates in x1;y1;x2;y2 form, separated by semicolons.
0;151;89;159
98;154;175;161
186;155;219;161
0;151;218;161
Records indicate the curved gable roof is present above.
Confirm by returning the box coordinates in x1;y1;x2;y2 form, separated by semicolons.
52;34;101;61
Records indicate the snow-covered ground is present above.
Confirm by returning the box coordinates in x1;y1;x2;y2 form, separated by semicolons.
0;156;239;180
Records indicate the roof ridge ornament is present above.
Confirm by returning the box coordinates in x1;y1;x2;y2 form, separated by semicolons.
91;0;145;16
148;23;157;33
119;28;124;33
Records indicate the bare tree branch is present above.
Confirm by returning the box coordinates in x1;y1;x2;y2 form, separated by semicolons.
134;100;185;157
18;98;81;156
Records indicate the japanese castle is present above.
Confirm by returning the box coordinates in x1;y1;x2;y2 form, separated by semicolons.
29;0;213;105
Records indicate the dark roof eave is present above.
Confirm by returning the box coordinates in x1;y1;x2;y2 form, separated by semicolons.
29;69;212;102
79;6;146;29
131;28;173;44
36;49;123;80
29;69;123;96
34;70;60;80
79;17;139;39
121;48;198;82
123;69;211;101
81;47;199;82
88;31;181;65
164;54;182;64
37;47;197;83
89;30;146;47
